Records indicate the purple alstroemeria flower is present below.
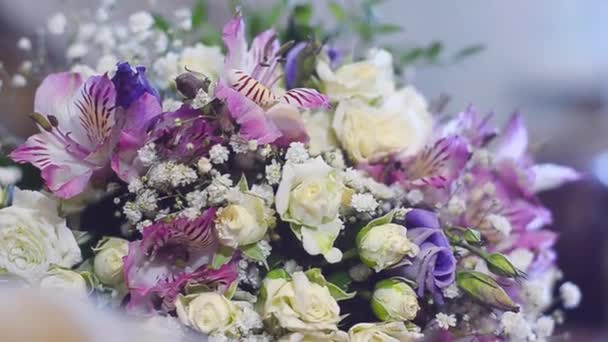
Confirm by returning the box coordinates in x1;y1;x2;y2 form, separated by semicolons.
391;209;456;304
123;208;238;313
215;12;329;146
112;62;161;109
440;105;497;148
148;105;223;162
10;73;117;198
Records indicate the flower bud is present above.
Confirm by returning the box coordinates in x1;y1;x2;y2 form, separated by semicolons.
357;223;419;272
371;279;420;321
485;253;523;278
456;271;519;312
93;237;129;286
463;228;482;245
175;72;210;99
39;268;88;297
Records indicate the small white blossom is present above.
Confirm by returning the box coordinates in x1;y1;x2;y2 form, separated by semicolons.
265;160;282;185
186;190;207;210
66;43;88;59
128;177;144;193
435;313;456;330
129;11;154;34
229;135;250;154
406;189;424;205
348;263;372;282
181;207;200;220
442;282;461;299
135;189;158;212
509;248;535;271
11;74;27;88
487;214;512;237
447;196;466;215
248;140;258;151
283;260;303;275
19;60;32;74
174;8;192;30
207;174;233;205
324;150;345;169
137;143;158;166
209;144;230;164
285;142;309;163
136;219;152;233
0;166;22;185
559;282;582;309
351;193;378;213
534;316;555;341
123;201;142;223
259;145;272;159
191;88;211;109
344;168;365;191
47;13;67;35
162;98;183;112
170;164;198;187
394;207;410;221
196;157;213;175
17;37;32;51
500;312;533;341
256;240;272;260
96;54;118;74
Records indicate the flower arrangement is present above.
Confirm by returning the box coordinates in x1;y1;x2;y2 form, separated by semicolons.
0;1;583;341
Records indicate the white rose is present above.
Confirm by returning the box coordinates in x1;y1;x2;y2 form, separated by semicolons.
0;188;81;282
371;279;420;321
279;330;349;342
333;87;433;162
39;268;88;297
302;110;339;156
357;222;419;272
93;237;129;286
317;48;395;101
260;271;341;333
179;43;224;81
348;321;423;342
215;193;271;247
175;292;238;335
276;157;345;263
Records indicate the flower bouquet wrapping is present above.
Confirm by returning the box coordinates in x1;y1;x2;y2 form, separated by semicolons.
0;1;584;341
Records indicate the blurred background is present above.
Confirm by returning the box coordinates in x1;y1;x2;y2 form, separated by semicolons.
0;0;606;339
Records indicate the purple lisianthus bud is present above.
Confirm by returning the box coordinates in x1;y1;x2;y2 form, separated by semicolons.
284;42;307;90
175;72;210;99
112;62;160;108
392;209;456;304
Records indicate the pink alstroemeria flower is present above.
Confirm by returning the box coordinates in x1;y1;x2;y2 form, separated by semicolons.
10;73;118;198
215;12;329;146
11;67;162;196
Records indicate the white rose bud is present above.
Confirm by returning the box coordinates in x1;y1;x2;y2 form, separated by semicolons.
371;279;420;322
93;237;129;286
175;292;238;335
39;268;88;298
356;222;419;272
348;321;423;342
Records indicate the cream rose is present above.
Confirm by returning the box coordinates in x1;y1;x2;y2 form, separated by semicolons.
0;188;81;282
175;292;238;335
348;322;423;342
332;87;433;162
215;193;271;248
276;157;345;263
302;110;339;156
357;222;419;272
39;268;88;297
179;43;224;80
317;48;395;101
279;330;349;342
371;279;420;322
93;237;129;286
260;271;341;333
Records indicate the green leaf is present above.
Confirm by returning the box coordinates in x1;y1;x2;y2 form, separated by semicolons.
237;174;249;192
293;4;313;26
240;242;269;269
211;246;233;269
328;2;347;22
72;230;94;247
375;23;402;34
152;13;171;33
452;44;485;62
267;269;290;280
191;0;207;29
327;271;352;291
268;0;289;26
305;268;356;301
425;41;443;61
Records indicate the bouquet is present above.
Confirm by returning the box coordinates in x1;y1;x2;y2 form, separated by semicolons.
0;1;583;341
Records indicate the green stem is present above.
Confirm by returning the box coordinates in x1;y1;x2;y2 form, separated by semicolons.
455;241;488;258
